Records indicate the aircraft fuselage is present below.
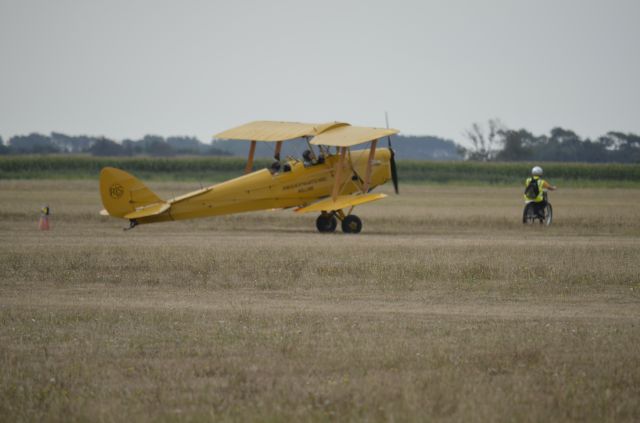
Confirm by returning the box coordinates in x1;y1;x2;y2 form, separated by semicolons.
141;148;392;224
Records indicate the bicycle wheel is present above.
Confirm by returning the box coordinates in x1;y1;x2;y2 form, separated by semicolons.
523;203;536;224
544;203;553;226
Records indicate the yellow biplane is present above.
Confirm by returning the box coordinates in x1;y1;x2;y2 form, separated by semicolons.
99;120;399;233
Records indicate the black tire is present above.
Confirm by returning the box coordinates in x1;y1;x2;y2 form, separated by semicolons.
522;203;536;224
544;203;553;226
341;215;362;234
316;214;337;233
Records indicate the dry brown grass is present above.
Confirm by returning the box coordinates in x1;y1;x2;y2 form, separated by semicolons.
1;180;639;422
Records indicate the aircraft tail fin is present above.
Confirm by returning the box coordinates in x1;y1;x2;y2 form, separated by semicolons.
99;167;165;218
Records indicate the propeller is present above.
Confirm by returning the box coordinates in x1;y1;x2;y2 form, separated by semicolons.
385;112;399;194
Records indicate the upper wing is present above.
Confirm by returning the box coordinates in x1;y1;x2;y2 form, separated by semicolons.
214;120;399;147
310;125;399;147
214;120;347;142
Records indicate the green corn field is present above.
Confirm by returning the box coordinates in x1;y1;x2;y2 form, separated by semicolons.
0;155;638;186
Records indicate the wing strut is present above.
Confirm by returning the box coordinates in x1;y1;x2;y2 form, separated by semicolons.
331;147;348;201
274;141;282;160
362;139;378;193
244;140;257;174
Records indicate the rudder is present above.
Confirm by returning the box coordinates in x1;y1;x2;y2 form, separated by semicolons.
100;167;164;218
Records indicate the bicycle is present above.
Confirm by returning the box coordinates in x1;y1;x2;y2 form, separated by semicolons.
523;191;552;225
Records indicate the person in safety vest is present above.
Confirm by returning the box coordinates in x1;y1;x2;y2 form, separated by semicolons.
524;166;557;217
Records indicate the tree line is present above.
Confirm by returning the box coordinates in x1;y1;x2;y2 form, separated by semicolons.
0;133;230;157
459;120;640;163
1;123;639;163
0;132;461;160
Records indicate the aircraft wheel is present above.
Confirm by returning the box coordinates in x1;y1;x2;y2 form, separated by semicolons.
316;213;337;233
341;215;362;234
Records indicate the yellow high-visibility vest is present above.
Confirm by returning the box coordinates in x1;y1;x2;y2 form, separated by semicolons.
524;177;545;202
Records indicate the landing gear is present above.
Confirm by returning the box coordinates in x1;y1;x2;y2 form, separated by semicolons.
316;213;337;233
315;211;363;233
341;215;362;234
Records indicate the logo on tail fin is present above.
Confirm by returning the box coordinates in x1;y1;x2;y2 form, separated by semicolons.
109;183;124;199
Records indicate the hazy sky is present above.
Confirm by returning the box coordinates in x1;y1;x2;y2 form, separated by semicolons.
1;0;639;144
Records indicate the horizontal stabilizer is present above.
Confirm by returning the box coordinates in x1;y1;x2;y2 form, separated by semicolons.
295;193;387;214
124;203;171;220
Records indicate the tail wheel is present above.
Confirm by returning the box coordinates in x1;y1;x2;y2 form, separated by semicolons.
316;213;337;233
341;215;362;234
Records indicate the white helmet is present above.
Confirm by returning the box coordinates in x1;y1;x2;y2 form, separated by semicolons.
531;166;543;176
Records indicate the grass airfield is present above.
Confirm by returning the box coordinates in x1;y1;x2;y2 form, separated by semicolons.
1;179;640;422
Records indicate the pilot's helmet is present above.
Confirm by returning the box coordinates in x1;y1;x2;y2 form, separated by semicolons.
302;150;312;161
